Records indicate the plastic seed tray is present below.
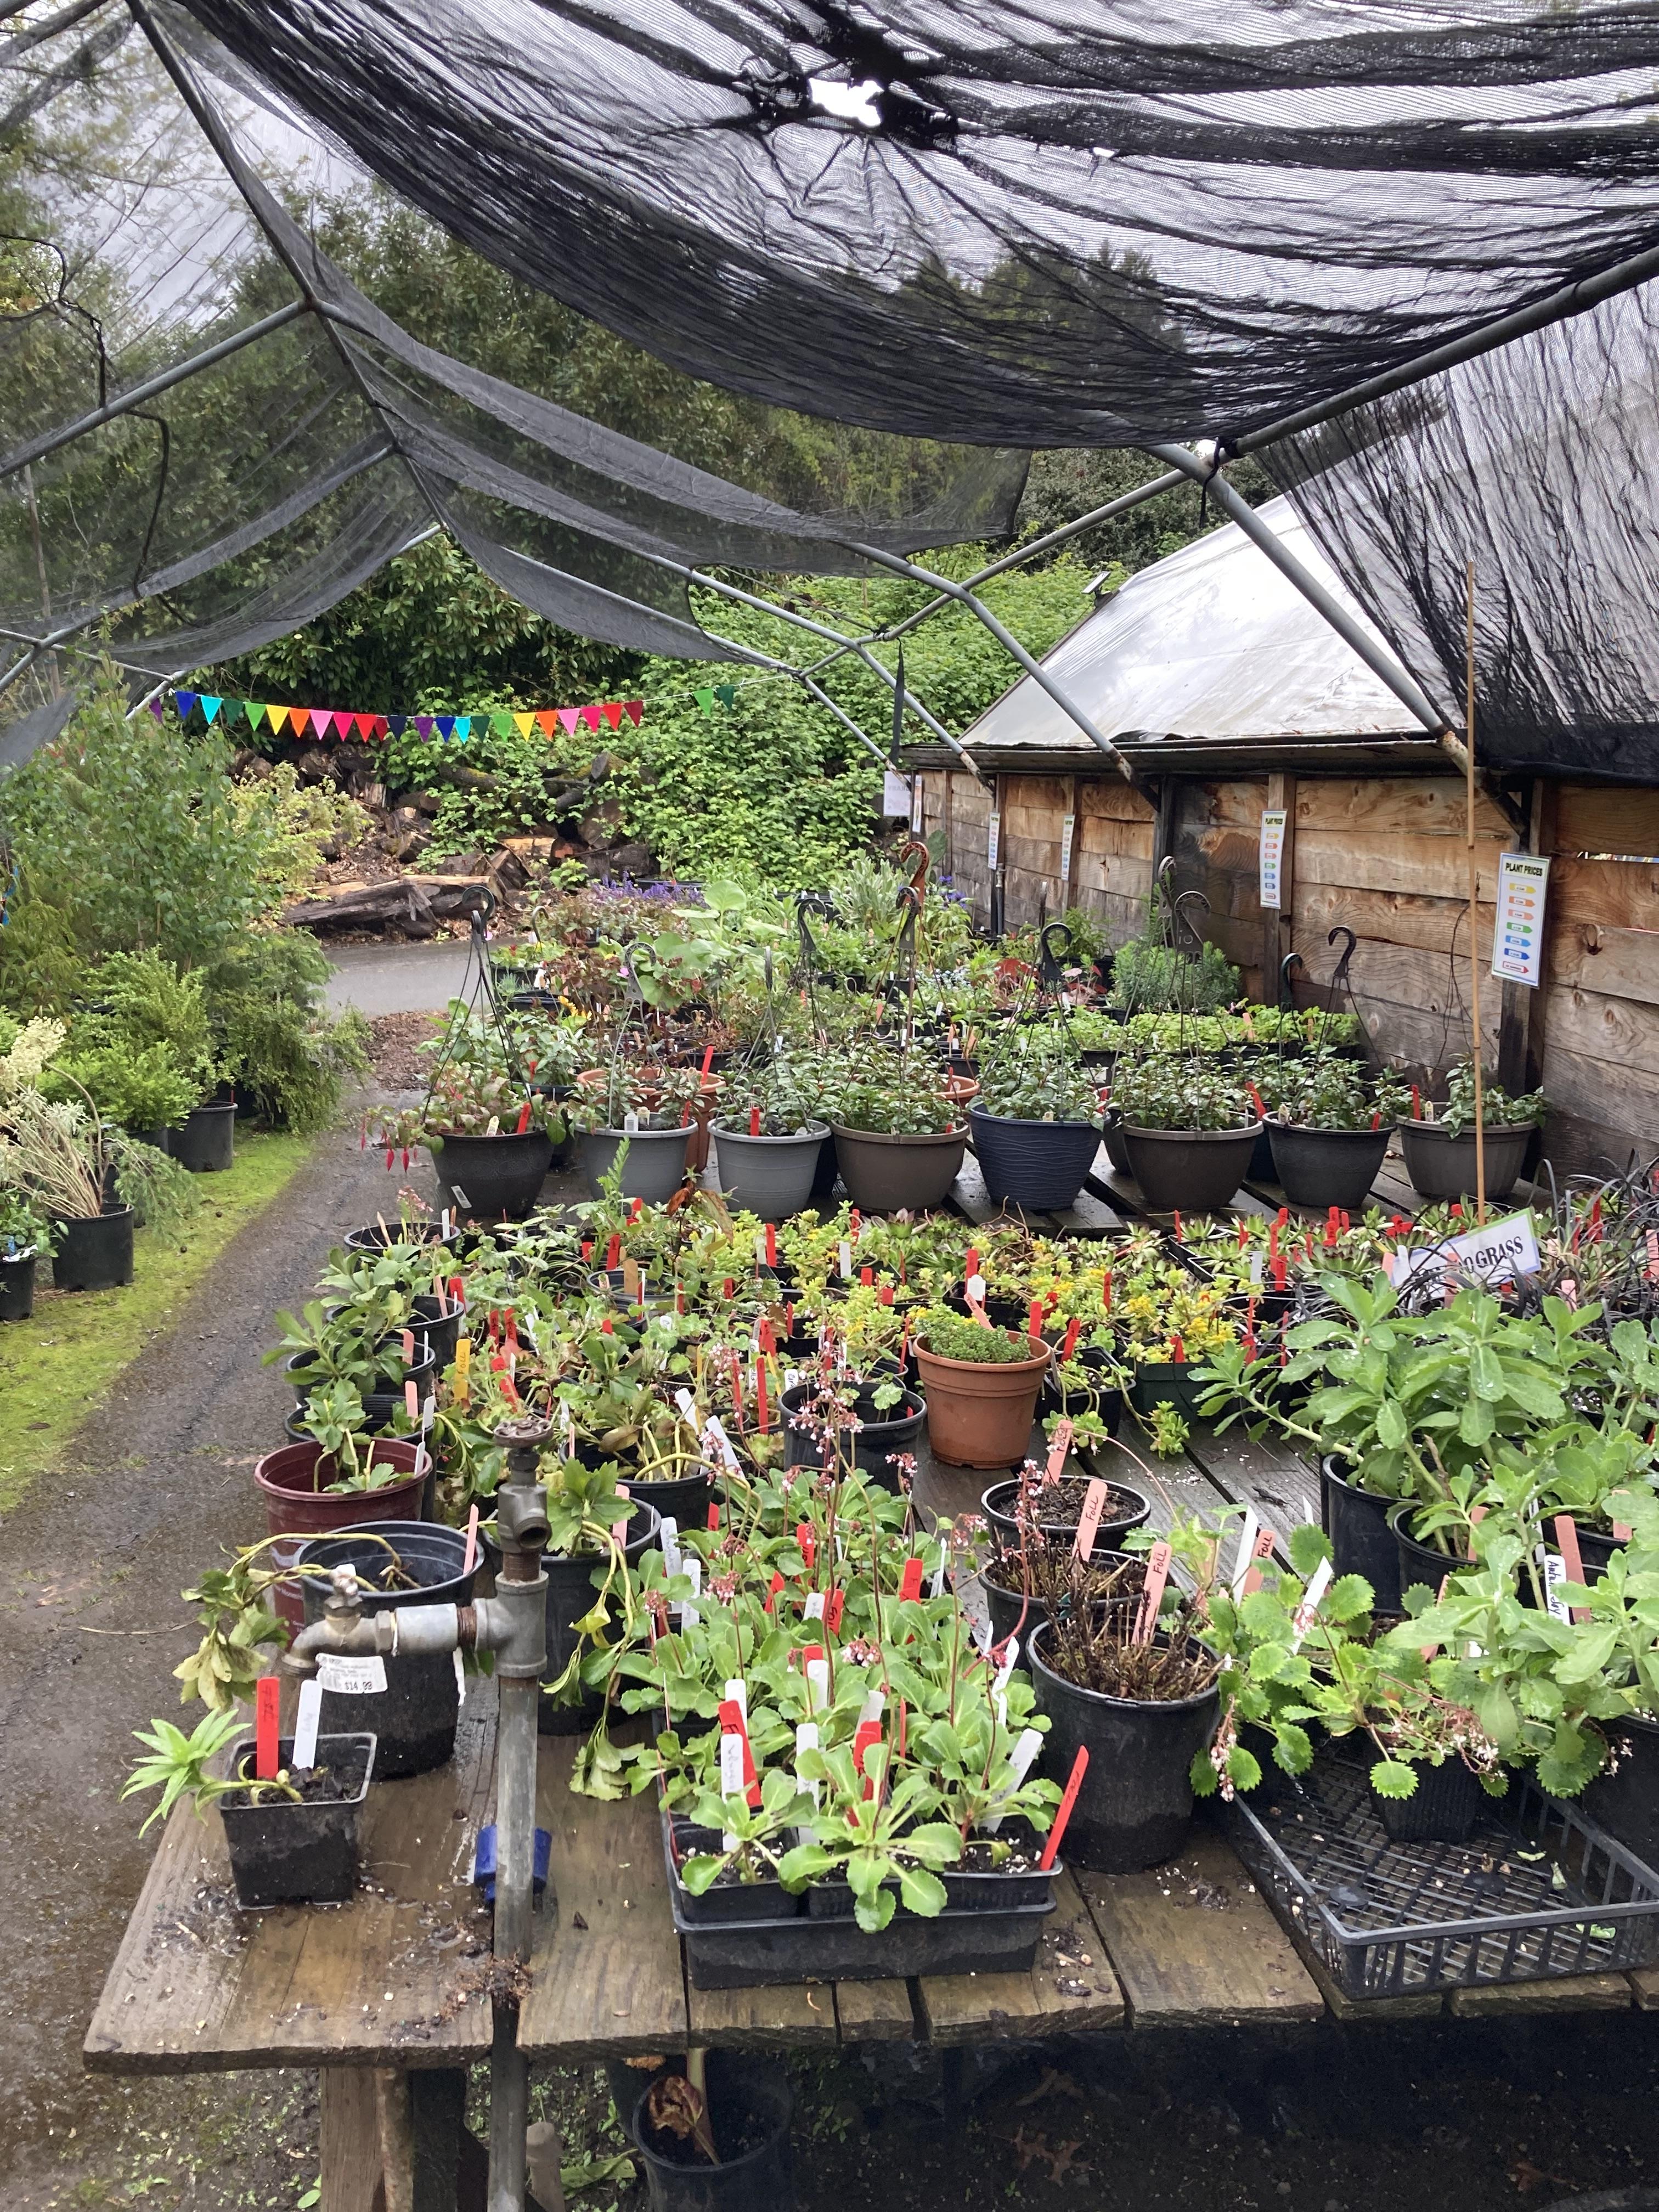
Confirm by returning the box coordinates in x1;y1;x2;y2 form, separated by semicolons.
1225;1746;1659;2000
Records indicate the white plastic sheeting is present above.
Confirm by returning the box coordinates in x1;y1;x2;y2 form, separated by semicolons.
965;496;1420;757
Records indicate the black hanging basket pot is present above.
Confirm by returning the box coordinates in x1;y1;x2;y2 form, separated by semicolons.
0;1246;37;1322
297;1522;478;1776
172;1099;236;1173
1321;1457;1402;1610
1396;1118;1533;1204
430;1128;554;1221
52;1205;134;1293
968;1106;1102;1212
1268;1122;1391;1211
1120;1121;1262;1214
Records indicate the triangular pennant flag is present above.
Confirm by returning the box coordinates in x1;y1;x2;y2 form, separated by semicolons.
435;715;455;740
624;699;644;725
244;702;266;732
289;708;312;738
453;715;472;742
174;690;199;723
387;714;408;736
148;697;164;720
266;704;289;735
579;703;601;732
490;712;513;738
513;711;535;737
200;695;223;725
312;709;336;740
415;715;435;738
535;709;558;737
600;701;623;730
351;712;372;741
557;707;580;736
694;687;714;716
714;683;738;709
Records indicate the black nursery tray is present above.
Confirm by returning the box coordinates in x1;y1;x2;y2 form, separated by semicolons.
1226;1746;1659;2001
661;1814;1056;1989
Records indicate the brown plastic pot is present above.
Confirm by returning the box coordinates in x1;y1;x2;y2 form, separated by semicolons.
253;1438;432;1626
828;1122;967;1212
913;1337;1049;1468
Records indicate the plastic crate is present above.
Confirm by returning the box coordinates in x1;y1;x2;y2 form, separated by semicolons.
1225;1745;1659;2000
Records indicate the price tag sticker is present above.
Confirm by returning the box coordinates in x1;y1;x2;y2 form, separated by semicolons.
316;1653;387;1696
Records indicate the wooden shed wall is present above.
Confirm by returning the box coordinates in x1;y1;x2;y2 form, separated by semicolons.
922;765;1659;1180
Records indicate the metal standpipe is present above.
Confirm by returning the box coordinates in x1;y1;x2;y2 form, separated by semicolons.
283;1416;555;2211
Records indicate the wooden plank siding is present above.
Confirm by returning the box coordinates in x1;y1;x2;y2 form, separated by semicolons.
935;765;1659;1177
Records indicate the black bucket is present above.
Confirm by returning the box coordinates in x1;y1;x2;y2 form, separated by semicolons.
629;2053;794;2212
1374;1753;1485;1844
0;1248;36;1322
220;1733;375;1906
297;1523;476;1776
969;1107;1103;1213
52;1205;134;1293
781;1383;926;1492
1321;1458;1401;1610
979;1548;1143;1652
1028;1618;1220;1872
1582;1712;1659;1865
172;1100;236;1173
1389;1504;1471;1607
1269;1123;1392;1212
541;1499;661;1734
622;1465;718;1525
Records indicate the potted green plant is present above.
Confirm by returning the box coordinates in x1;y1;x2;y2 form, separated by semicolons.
376;998;558;1220
0;1188;53;1321
253;1386;432;1624
822;1049;967;1213
1397;1061;1544;1202
0;1019;136;1290
534;1451;661;1741
1110;1058;1260;1214
712;1057;830;1222
912;1306;1049;1468
780;1362;927;1494
968;1026;1104;1212
1266;1056;1409;1211
571;1058;704;1205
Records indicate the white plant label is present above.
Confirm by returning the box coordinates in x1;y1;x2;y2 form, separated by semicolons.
292;1678;323;1770
623;1110;640;1133
1542;1550;1572;1623
910;778;924;833
702;1416;742;1474
659;1517;682;1579
681;1555;701;1628
882;767;911;818
1259;808;1288;910
1229;1509;1261;1596
1290;1558;1335;1649
724;1677;748;1722
987;811;1001;871
860;1688;887;1725
1492;851;1550;987
316;1654;386;1696
1444;1209;1542;1282
803;1590;826;1620
839;1239;853;1281
993;1638;1020;1695
929;1555;946;1599
1059;812;1076;884
805;1657;830;1711
719;1732;746;1800
984;1726;1044;1834
785;1367;802;1391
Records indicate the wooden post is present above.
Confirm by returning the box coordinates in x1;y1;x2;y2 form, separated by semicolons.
1262;771;1297;1005
1497;780;1554;1095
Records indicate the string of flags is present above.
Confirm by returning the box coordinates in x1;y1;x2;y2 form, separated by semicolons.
152;680;748;743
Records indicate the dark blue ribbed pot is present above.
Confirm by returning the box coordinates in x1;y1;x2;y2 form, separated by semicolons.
969;1106;1101;1211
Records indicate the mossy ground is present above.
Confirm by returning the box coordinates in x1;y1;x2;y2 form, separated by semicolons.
0;1130;311;1513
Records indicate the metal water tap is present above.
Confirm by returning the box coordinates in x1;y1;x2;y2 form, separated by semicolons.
281;1564;398;1672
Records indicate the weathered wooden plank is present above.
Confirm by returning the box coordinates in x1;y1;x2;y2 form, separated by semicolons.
1296;777;1510;840
1295;1950;1445;2023
320;2067;392;2212
1548;922;1659;1011
1182;1424;1321;1537
1294;937;1502;1023
1294;881;1497;961
832;1978;917;2043
1295;830;1504;903
1550;858;1659;934
1076;1829;1324;2027
1449;1973;1632;2017
1078;812;1159;860
1539;1043;1659;1149
520;1740;689;2062
1048;1185;1125;1239
686;1978;838;2049
1079;780;1158;826
914;1869;1126;2044
1627;1965;1659;2010
1543;983;1659;1082
1554;785;1659;859
85;1704;497;2075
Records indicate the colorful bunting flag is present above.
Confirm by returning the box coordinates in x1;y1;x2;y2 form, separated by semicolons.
600;701;623;730
435;715;455;739
714;683;738;709
415;715;435;739
148;697;164;720
624;699;644;725
290;708;312;738
535;709;558;737
453;715;472;742
388;715;408;736
578;704;601;732
175;690;200;723
158;686;653;745
245;702;266;732
694;687;714;716
491;712;514;738
267;704;289;735
513;712;535;737
557;707;580;736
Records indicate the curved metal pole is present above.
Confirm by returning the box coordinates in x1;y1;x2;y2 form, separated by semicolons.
843;540;1133;779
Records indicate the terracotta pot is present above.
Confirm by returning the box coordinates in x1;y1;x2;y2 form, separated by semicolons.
253;1438;431;1626
828;1123;967;1212
913;1338;1049;1468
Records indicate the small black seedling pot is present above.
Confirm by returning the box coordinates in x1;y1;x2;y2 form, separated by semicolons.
0;1246;36;1322
219;1733;375;1907
630;2052;795;2212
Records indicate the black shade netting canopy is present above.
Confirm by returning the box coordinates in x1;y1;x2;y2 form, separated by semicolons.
1263;275;1659;783
166;0;1659;448
0;0;1026;741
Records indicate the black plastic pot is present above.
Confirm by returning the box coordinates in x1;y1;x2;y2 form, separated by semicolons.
1042;1362;1125;1436
127;1124;171;1155
541;1499;661;1735
663;1811;802;1925
1577;1524;1623;1585
297;1523;477;1777
781;1382;926;1492
410;1292;466;1368
981;1476;1149;1550
343;1221;458;1256
431;1128;554;1221
0;1248;36;1322
220;1733;375;1906
52;1205;134;1292
1397;1118;1533;1204
630;2053;794;2212
1321;1458;1402;1610
1373;1753;1485;1844
1583;1711;1659;1865
968;1107;1102;1213
979;1548;1143;1652
1269;1122;1392;1211
1029;1620;1221;1873
620;1463;718;1526
1126;1362;1211;1420
809;1129;839;1200
1101;1109;1132;1176
172;1099;236;1173
286;1341;439;1418
1120;1121;1262;1214
1389;1503;1471;1606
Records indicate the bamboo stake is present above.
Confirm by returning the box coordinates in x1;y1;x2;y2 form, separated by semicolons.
1465;560;1487;1222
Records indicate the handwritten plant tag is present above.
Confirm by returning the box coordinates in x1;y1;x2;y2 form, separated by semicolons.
1242;1526;1277;1596
1046;1419;1074;1482
1072;1474;1109;1561
1133;1541;1172;1644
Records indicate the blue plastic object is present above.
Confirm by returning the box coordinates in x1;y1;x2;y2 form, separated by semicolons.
471;1823;551;1905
